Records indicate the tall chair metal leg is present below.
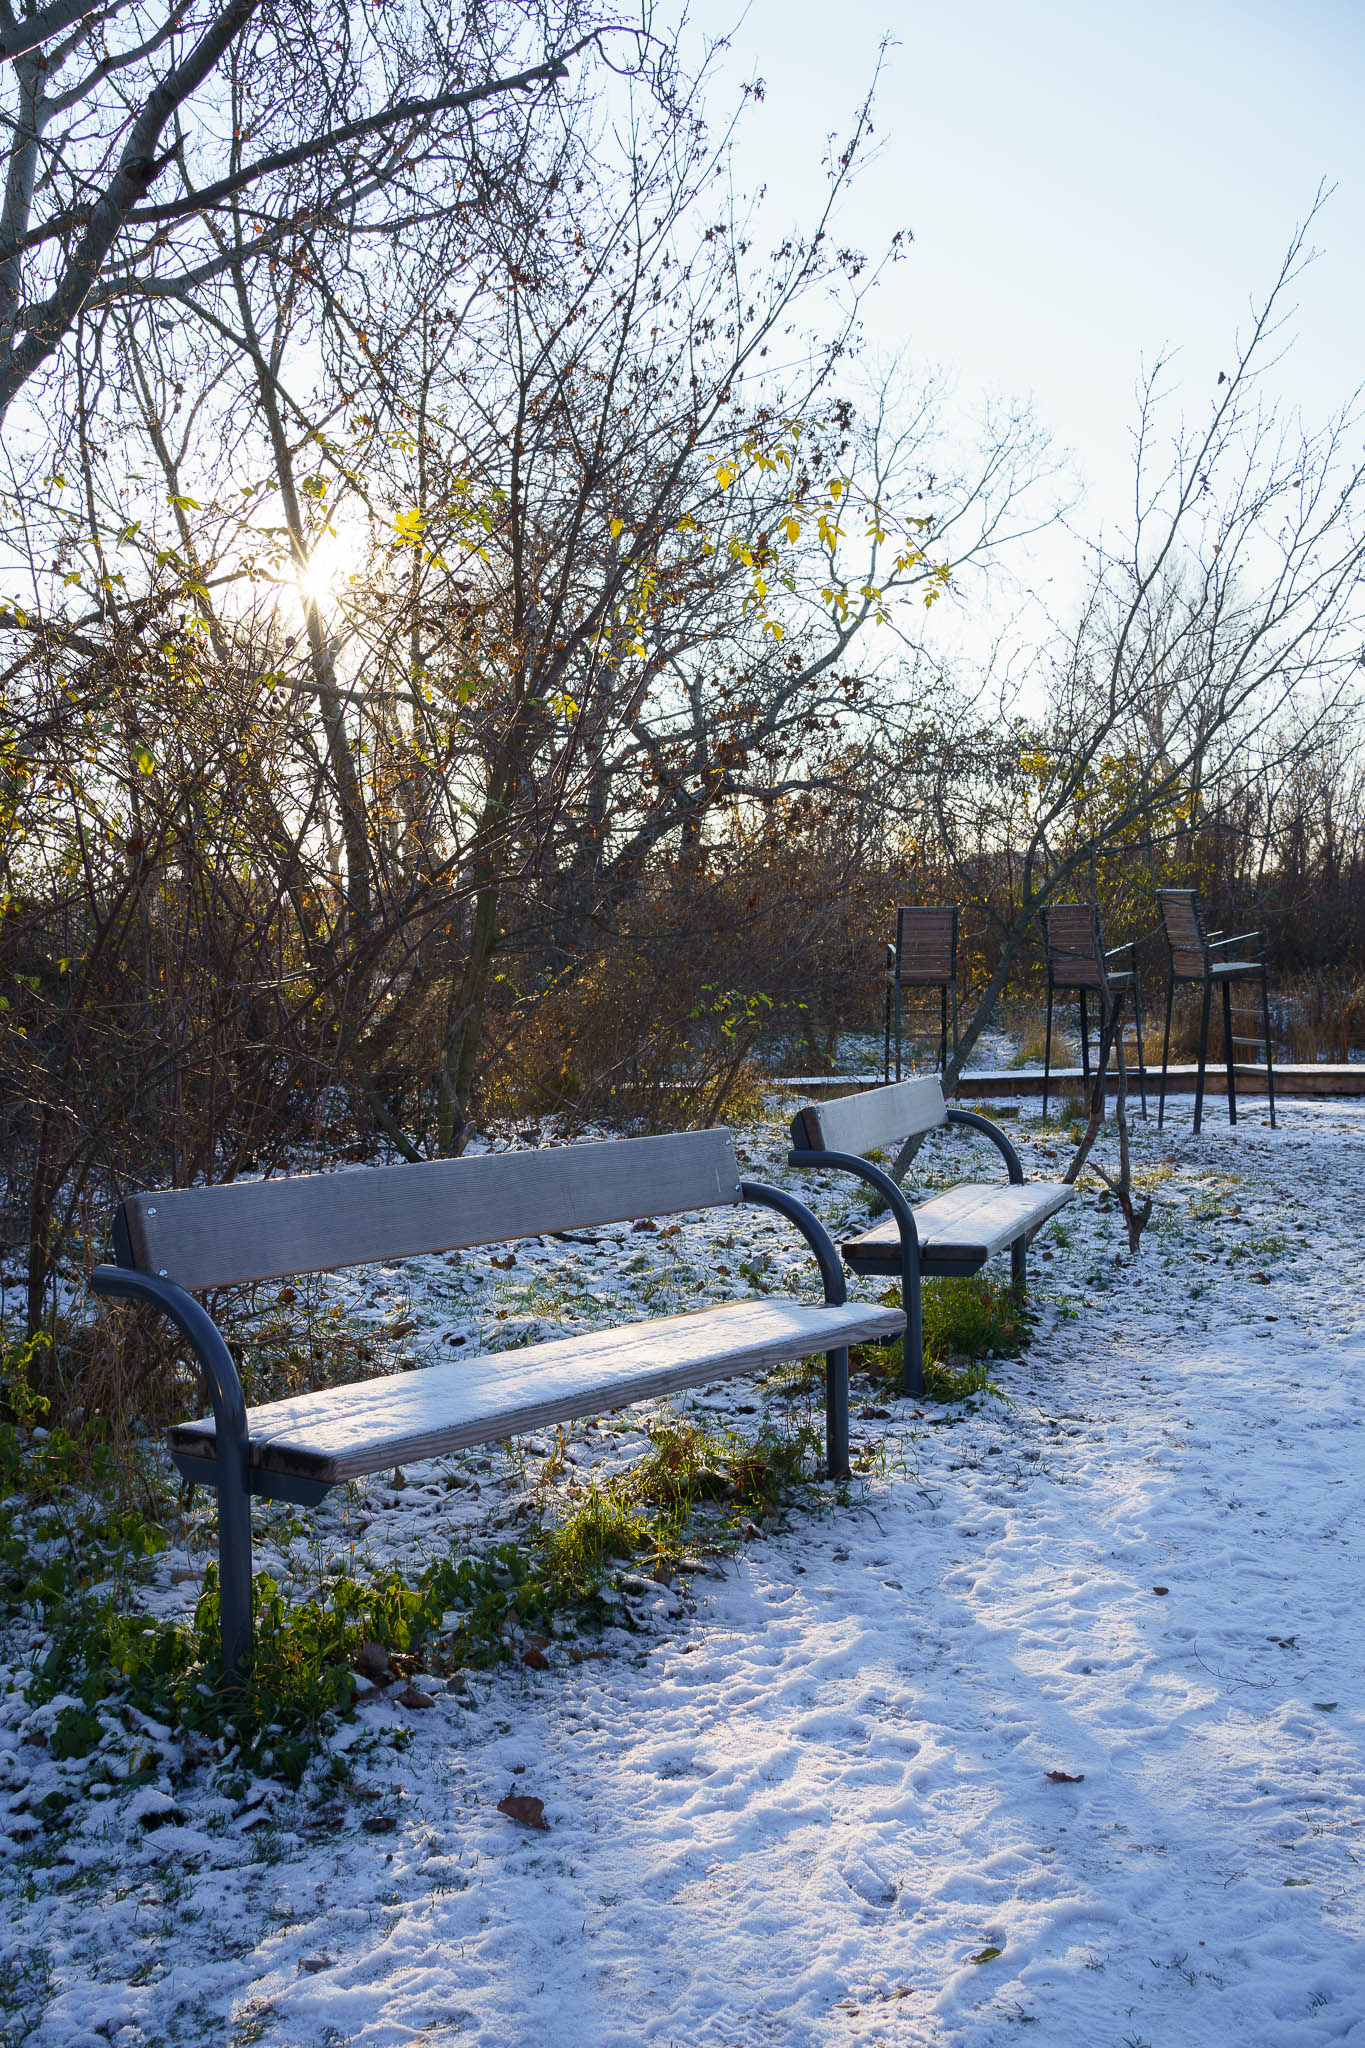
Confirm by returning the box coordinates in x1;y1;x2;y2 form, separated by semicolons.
939;984;948;1071
894;979;903;1083
1222;978;1237;1124
1092;985;1122;1119
883;981;892;1084
1159;977;1175;1130
1194;980;1213;1134
1043;981;1054;1120
1132;969;1149;1118
1079;989;1090;1083
1260;966;1278;1130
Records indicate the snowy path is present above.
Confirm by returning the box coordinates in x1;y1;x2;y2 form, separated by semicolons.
4;1102;1365;2046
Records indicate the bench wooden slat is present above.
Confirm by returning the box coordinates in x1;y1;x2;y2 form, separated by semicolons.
168;1298;905;1482
794;1077;946;1159
119;1132;744;1291
843;1181;1073;1265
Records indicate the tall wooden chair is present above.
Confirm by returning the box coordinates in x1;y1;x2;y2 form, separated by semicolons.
1156;888;1277;1133
1042;904;1148;1119
884;906;959;1081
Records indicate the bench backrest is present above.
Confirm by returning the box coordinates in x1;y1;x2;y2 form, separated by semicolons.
1157;887;1209;977
893;906;958;985
113;1131;744;1290
790;1077;947;1162
1045;903;1106;990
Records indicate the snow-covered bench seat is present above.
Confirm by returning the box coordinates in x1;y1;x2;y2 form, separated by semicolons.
92;1132;903;1677
788;1078;1072;1397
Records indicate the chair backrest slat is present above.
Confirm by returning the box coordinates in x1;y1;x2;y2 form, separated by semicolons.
791;1077;946;1160
893;906;957;984
1157;888;1209;977
1045;903;1105;989
115;1132;744;1290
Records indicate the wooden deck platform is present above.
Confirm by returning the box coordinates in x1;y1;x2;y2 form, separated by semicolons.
774;1064;1364;1101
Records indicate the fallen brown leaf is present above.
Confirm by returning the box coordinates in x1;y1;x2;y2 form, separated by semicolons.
1044;1769;1085;1784
497;1792;548;1830
396;1684;435;1709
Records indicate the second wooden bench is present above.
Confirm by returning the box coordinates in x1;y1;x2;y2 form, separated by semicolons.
788;1077;1073;1396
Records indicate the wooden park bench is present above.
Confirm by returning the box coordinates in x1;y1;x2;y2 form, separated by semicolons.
788;1077;1073;1397
92;1132;903;1678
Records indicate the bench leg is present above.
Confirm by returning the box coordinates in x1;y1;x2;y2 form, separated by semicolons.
217;1466;255;1684
825;1346;850;1480
1011;1235;1026;1299
900;1268;924;1401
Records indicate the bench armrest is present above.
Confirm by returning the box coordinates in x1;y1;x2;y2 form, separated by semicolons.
91;1265;254;1678
739;1181;849;1305
1208;928;1262;951
91;1265;246;1432
784;1152;921;1252
945;1106;1025;1183
782;1150;923;1351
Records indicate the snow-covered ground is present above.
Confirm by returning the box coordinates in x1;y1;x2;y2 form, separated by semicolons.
3;1096;1364;2047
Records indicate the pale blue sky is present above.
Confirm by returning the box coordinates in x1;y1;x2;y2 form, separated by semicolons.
686;0;1363;559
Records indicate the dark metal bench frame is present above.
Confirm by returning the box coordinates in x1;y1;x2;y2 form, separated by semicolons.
92;1136;887;1681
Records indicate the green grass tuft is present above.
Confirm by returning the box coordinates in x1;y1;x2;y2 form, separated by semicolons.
853;1272;1033;1402
923;1273;1033;1364
538;1482;648;1590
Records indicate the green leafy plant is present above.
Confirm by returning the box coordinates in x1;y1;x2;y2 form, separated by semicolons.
2;1333;828;1789
21;1532;618;1785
